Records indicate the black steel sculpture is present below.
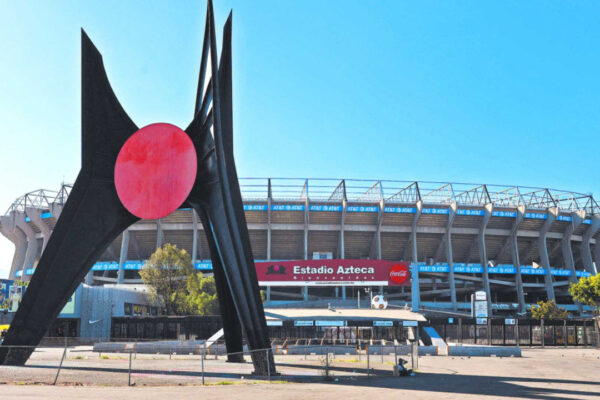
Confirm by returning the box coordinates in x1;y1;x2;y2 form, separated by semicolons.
0;0;275;375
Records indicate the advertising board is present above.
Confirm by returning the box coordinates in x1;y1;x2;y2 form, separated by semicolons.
255;259;410;287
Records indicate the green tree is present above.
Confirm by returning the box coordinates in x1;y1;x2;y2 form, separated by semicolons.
569;275;600;327
139;244;194;315
183;272;220;315
531;299;568;319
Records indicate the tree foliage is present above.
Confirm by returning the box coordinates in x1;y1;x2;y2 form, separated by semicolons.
569;275;600;310
531;299;568;319
139;244;219;315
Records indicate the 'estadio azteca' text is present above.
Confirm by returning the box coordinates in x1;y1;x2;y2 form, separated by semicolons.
293;265;375;274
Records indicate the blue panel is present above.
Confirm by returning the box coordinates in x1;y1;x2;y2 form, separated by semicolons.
346;205;379;213
309;205;343;212
91;261;120;271
271;204;305;211
243;204;268;211
488;265;517;274
520;267;547;275
418;265;450;273
576;271;592;277
524;212;548;220
421;208;449;215
195;261;213;270
491;210;517;218
583;219;592;225
456;209;485;216
41;212;52;219
557;215;572;222
384;206;416;214
294;320;314;326
550;269;572;277
315;320;346;326
124;260;145;270
24;217;31;222
454;265;483;273
25;268;35;275
15;270;23;277
373;320;393;327
423;326;441;339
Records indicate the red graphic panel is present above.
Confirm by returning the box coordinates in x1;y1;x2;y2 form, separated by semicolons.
255;259;410;286
114;123;197;219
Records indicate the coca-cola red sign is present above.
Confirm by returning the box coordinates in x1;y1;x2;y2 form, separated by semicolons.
255;259;410;286
388;263;409;284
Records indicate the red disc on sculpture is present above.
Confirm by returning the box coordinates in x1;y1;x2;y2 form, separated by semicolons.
115;123;197;219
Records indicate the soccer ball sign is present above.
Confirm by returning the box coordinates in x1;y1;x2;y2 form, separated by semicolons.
371;295;388;309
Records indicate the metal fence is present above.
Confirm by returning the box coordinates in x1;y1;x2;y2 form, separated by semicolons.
0;338;419;386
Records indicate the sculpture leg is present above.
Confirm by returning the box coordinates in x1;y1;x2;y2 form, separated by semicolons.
199;186;275;375
195;206;245;362
0;178;138;365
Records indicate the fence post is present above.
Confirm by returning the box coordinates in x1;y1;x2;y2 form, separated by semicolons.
367;347;370;377
53;340;68;385
541;319;545;348
201;344;205;385
394;345;397;366
304;345;307;360
563;320;567;348
381;345;384;364
325;347;329;378
128;349;133;386
267;348;271;382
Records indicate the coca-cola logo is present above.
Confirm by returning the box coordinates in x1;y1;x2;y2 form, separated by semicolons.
389;264;409;284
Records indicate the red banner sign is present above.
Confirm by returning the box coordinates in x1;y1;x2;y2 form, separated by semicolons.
255;259;410;287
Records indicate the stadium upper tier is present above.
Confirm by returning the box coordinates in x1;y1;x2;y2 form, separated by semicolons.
2;179;599;313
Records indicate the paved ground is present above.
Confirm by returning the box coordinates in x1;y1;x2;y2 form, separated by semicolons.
1;347;599;399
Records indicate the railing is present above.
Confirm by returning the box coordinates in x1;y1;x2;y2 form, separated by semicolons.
5;179;599;216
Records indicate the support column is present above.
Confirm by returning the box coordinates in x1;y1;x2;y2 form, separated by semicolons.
49;203;64;220
580;215;600;274
0;216;27;280
369;198;385;259
593;240;600;275
562;211;584;281
192;209;199;265
446;203;458;310
409;201;422;312
14;212;38;280
563;211;584;314
25;207;52;253
156;219;164;249
304;196;309;260
117;230;130;284
538;207;557;301
340;197;346;300
510;206;526;314
478;204;493;315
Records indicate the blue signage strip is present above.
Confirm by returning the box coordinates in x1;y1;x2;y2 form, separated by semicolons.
266;320;283;326
346;206;379;213
454;265;484;273
294;320;314;327
576;271;592;277
488;265;517;274
492;211;517;218
525;212;548;220
520;267;547;275
456;209;485;216
418;265;450;273
372;321;393;327
550;269;572;277
243;204;268;211
583;219;592;225
384;207;416;214
315;320;346;327
309;205;343;212
557;215;572;222
271;204;305;211
421;208;449;215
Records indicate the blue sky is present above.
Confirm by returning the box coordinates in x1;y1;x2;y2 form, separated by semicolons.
1;1;599;278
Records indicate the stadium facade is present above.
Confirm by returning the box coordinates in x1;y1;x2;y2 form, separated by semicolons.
2;178;599;316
